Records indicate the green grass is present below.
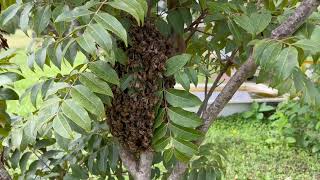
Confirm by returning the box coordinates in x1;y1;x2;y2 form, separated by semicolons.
206;115;320;180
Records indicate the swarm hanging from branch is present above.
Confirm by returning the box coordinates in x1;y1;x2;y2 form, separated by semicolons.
106;20;175;153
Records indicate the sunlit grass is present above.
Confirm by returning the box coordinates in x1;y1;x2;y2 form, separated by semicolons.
207;116;320;179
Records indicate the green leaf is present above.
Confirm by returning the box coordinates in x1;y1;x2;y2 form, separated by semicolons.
19;3;33;33
11;128;23;149
10;149;20;169
56;7;93;22
251;12;272;34
53;113;73;139
22;118;37;147
165;54;192;76
312;144;320;153
205;167;216;180
197;168;206;180
45;82;70;98
188;169;198;180
136;0;148;16
89;60;120;86
285;137;296;144
233;15;254;34
153;108;165;130
71;164;89;179
27;52;35;70
253;39;272;62
0;48;16;60
35;47;47;69
1;4;20;26
165;89;201;108
19;152;32;173
30;83;41;107
233;12;271;35
152;124;168;143
167;10;184;34
61;39;77;66
76;31;96;54
175;71;190;91
155;18;171;37
97;146;108;175
258;42;282;68
169;122;203;140
87;23;113;51
227;19;243;43
275;47;298;80
112;48;127;65
108;143;119;170
55;132;70;151
185;67;198;87
79;72;113;97
123;0;145;24
172;137;198;156
48;43;63;69
0;72;23;86
174;148;191;162
34;6;52;35
163;148;174;162
70;85;105;118
94;12;127;46
259;103;274;112
167;107;202;128
199;0;207;10
293;39;320;55
0;88;19;100
61;99;91;132
153;137;170;152
53;5;70;36
108;0;142;25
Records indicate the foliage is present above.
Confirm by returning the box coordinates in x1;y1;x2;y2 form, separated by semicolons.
207;113;320;179
267;101;320;153
242;102;274;121
0;0;319;179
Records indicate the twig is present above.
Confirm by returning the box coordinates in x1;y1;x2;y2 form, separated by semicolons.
32;150;52;171
195;29;214;36
197;49;238;116
185;10;208;44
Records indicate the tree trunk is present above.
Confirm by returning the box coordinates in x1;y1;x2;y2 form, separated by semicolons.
0;161;11;180
119;147;153;180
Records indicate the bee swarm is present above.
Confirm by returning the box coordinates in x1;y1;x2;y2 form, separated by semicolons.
106;20;175;153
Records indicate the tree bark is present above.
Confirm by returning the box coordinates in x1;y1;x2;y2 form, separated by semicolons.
168;0;320;179
0;161;11;180
119;147;153;180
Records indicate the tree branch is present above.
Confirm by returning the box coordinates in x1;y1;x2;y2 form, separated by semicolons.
0;152;11;180
168;0;320;179
185;10;208;44
197;61;231;116
197;49;238;116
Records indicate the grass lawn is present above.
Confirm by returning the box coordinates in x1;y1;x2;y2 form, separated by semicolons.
207;115;320;180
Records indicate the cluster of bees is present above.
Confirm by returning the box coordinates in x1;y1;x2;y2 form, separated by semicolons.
106;20;175;153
